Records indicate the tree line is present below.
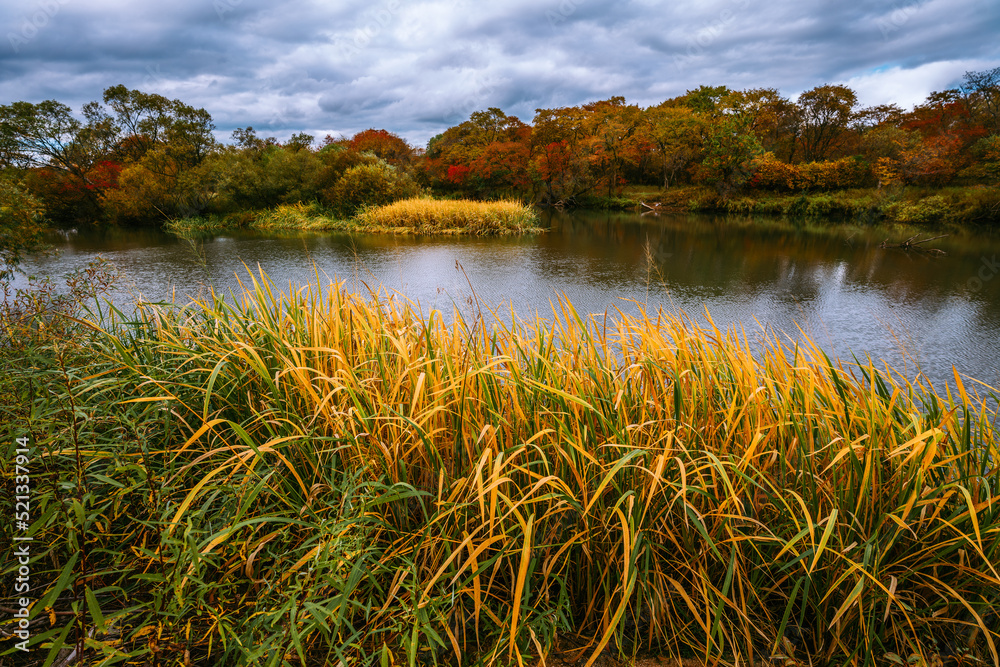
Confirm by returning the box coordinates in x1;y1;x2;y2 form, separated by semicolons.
2;70;999;238
426;72;1000;203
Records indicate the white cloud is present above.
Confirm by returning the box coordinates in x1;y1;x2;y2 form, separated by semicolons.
837;59;1000;110
2;0;998;147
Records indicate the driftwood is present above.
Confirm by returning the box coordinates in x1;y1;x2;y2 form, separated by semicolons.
878;234;948;255
640;201;663;216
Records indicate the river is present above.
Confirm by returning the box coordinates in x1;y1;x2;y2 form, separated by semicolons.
15;209;1000;394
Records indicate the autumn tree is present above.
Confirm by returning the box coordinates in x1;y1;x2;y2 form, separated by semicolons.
467;108;528;145
796;84;858;162
468;140;531;194
720;88;801;159
639;105;705;188
961;135;1000;182
583;97;643;196
857;125;911;164
531;105;591;149
529;105;602;202
348;129;412;164
853;103;905;131
531;139;594;204
0;100;108;221
961;67;1000;134
897;135;962;184
903;89;982;145
424;108;529;195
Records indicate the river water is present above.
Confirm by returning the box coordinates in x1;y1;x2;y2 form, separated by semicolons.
16;209;1000;393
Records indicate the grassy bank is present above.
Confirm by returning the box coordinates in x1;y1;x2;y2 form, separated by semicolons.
164;198;541;237
163;201;350;236
633;184;1000;225
2;270;999;666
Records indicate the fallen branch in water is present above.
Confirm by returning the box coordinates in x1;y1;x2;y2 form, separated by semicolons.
878;234;948;254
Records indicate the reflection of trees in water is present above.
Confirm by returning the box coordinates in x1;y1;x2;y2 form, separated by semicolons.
546;209;998;302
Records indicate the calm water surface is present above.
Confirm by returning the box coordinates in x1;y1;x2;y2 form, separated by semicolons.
19;210;1000;392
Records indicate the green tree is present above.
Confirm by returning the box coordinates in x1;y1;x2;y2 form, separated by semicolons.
95;84;215;165
683;85;731;115
232;126;278;152
285;133;315;152
0;100;89;176
0;174;47;280
700;116;763;195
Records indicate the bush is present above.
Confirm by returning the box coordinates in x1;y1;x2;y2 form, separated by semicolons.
328;161;420;217
888;195;949;223
315;149;382;202
749;154;871;192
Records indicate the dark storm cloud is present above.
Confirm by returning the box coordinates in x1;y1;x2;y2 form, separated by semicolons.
2;0;998;147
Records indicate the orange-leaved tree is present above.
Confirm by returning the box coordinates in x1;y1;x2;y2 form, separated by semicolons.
348;129;413;165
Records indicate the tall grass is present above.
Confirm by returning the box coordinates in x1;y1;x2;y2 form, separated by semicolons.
164;202;347;236
3;270;999;666
356;197;541;234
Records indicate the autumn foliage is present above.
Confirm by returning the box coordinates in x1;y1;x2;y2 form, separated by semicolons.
417;70;1000;203
347;128;413;164
2;68;1000;231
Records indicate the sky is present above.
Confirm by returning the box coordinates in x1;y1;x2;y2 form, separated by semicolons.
3;0;999;148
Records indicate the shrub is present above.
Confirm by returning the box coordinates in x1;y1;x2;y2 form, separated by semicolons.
315;149;382;203
748;152;799;191
749;154;871;192
889;195;950;223
327;161;420;216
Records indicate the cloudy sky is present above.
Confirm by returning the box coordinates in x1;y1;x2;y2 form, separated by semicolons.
3;0;999;148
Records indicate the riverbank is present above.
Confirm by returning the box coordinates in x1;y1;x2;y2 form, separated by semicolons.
164;197;541;237
613;184;1000;225
161;186;998;238
2;268;997;666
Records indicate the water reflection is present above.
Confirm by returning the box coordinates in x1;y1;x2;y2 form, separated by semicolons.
16;211;1000;391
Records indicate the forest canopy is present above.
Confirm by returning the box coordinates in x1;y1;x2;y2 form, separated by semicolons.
1;69;998;236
